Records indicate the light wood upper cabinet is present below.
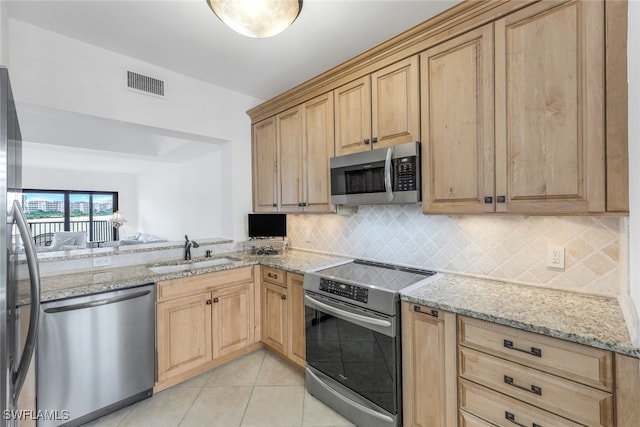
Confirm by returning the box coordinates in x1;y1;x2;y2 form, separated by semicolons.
494;0;605;213
402;302;457;427
423;0;614;215
287;273;306;368
252;118;278;212
371;56;420;149
303;92;335;212
259;94;334;213
334;76;371;156
334;56;419;156
421;24;494;214
277;105;304;212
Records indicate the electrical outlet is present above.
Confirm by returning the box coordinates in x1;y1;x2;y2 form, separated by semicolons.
546;246;565;269
93;256;112;268
305;230;312;243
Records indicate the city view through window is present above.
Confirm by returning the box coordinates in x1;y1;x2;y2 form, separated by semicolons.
23;190;118;245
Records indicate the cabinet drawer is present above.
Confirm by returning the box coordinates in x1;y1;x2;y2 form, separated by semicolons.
458;316;613;391
158;267;253;301
459;410;494;427
459;378;582;427
459;347;613;427
262;266;286;287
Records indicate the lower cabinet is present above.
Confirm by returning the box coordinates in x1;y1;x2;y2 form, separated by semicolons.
261;267;306;368
401;302;457;427
155;266;257;390
261;281;288;354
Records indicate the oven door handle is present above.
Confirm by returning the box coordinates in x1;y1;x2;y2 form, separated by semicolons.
304;295;392;328
384;147;394;202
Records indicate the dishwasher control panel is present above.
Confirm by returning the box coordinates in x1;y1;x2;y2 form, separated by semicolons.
319;278;368;303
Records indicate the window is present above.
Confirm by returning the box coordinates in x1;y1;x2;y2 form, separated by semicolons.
23;190;119;244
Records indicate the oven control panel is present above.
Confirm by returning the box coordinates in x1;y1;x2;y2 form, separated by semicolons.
320;279;369;303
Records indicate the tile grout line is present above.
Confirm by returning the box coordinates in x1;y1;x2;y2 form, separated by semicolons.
176;379;207;427
237;349;268;427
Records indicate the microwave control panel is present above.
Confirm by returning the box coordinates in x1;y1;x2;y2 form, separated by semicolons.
393;156;417;192
319;279;369;303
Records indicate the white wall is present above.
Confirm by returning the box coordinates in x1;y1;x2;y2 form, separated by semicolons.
8;19;261;241
628;0;640;343
0;1;8;65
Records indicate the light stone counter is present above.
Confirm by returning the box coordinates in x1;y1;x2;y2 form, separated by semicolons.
401;273;639;358
18;248;638;359
18;249;351;306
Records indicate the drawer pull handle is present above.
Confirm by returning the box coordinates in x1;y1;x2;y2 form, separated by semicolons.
413;305;438;317
268;273;278;279
504;375;542;396
505;411;542;427
504;339;542;357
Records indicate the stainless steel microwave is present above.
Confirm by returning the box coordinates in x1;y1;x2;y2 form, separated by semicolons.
330;141;421;206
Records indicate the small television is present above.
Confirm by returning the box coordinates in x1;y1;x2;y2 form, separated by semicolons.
248;214;287;239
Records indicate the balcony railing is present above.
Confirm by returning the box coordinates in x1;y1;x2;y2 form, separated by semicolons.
28;220;114;244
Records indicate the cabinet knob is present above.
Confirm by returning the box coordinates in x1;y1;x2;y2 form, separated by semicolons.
272;203;277;207
213;297;219;303
484;196;493;204
371;137;378;144
206;299;212;305
497;195;506;203
364;138;370;145
281;294;287;300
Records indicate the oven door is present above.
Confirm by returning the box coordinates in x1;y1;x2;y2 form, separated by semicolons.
304;292;400;419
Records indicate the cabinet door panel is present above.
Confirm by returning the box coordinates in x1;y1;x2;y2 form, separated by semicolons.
421;24;494;214
262;281;288;355
334;77;371;155
495;0;604;213
287;273;305;367
303;92;334;212
402;302;456;427
252;118;278;212
371;56;420;148
157;293;212;381
278;106;303;212
211;282;254;359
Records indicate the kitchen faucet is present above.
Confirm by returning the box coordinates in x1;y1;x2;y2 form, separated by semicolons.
184;235;199;260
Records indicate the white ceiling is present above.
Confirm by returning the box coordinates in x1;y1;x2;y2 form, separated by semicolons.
6;0;459;100
7;0;459;166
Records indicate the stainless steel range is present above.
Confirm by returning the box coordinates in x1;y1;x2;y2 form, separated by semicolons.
303;260;436;427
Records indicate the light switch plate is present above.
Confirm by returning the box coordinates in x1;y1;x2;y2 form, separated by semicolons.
546;246;565;269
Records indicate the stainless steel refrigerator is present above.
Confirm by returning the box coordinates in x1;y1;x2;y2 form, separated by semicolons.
1;66;41;427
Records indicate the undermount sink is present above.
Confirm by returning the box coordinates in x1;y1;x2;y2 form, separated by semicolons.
148;257;238;274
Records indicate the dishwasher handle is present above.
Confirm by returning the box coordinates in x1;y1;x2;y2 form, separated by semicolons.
44;289;152;314
12;200;41;400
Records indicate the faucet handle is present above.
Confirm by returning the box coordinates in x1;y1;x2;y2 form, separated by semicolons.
205;250;212;258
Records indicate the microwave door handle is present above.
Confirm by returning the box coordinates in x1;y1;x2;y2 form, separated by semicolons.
384;147;394;201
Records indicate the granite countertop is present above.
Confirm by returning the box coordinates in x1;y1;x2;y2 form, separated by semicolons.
18;248;639;358
17;249;351;305
401;273;639;358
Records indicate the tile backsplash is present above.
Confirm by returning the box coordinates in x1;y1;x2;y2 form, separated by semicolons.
288;204;625;296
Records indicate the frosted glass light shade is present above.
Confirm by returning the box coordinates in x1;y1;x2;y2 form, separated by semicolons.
206;0;302;38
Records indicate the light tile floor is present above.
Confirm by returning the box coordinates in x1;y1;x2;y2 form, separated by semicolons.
85;349;355;427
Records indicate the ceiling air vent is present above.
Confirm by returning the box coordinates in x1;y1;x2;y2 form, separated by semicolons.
126;71;165;97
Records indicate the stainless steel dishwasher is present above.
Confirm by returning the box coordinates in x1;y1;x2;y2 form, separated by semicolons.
37;284;155;427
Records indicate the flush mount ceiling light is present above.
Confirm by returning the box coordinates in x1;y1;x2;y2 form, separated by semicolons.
206;0;302;38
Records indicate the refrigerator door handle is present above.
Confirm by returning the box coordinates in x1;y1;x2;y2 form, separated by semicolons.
11;200;41;400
